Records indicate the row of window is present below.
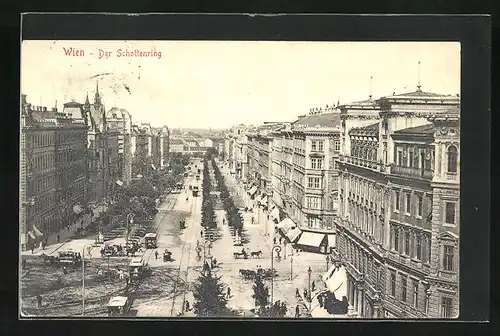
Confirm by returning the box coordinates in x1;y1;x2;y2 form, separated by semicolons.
29;175;55;196
28;152;55;171
351;142;378;161
311;140;324;152
56;148;86;164
26;132;55;149
56;131;86;145
307;177;322;189
389;224;431;264
346;201;384;245
310;157;324;169
292;154;306;167
395;145;434;171
393;190;426;217
28;193;55;216
388;271;429;313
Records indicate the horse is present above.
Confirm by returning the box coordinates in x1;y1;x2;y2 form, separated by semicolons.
250;250;262;258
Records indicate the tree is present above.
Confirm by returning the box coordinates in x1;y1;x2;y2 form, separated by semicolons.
252;275;270;315
192;269;230;317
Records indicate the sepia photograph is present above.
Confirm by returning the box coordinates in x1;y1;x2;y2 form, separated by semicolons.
19;39;461;319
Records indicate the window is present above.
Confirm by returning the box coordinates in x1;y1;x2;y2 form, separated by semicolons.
443;245;455;271
307;197;321;209
441;297;453;318
405;193;411;214
401;275;407;302
334;140;341;151
394;190;400;211
307;177;321;189
417;194;423;217
416;234;422;260
404;231;410;255
311;158;323;169
447;145;458;173
390;271;396;297
445;202;456;225
394;228;400;252
408;148;414;168
413;282;419;308
318;141;324;151
397;148;403;166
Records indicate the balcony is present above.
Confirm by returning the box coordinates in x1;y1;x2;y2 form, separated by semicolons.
344;156;382;171
391;165;433;180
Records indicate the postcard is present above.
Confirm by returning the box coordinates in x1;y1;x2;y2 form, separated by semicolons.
20;38;461;319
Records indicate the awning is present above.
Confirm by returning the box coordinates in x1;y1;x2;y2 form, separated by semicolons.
324;266;348;299
73;204;84;214
286;227;302;243
276;218;295;232
327;234;336;248
116;180;124;186
248;186;257;195
28;231;36;239
260;196;268;204
296;231;325;248
33;225;43;237
270;207;280;220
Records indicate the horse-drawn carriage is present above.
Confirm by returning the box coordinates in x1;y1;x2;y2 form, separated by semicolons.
58;250;82;266
163;249;173;262
101;244;126;257
233;250;248;259
106;296;132;317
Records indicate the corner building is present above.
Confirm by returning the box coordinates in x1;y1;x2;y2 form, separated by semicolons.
335;88;460;318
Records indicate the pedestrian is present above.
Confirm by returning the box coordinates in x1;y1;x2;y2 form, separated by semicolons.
200;230;203;238
22;258;27;269
303;289;308;301
273;237;277;244
31;246;34;254
155;250;159;260
318;294;324;308
251;217;255;224
222;218;225;225
62;266;68;275
184;300;190;312
312;281;316;292
295;304;300;318
227;287;231;298
37;294;42;308
295;288;300;298
57;234;60;243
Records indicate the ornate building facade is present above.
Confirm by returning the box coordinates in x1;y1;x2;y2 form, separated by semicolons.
334;88;460;318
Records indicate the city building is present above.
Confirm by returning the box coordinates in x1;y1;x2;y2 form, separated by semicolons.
20;95;87;250
106;107;133;186
269;112;341;255
82;83;120;203
334;87;460;318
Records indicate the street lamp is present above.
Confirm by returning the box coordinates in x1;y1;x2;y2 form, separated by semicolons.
290;254;294;280
82;243;93;316
307;267;312;312
270;245;282;306
126;213;134;246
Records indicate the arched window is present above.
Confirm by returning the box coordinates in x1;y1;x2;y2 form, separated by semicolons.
447;145;458;173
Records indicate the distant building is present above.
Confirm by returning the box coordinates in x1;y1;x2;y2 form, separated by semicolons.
106;107;133;186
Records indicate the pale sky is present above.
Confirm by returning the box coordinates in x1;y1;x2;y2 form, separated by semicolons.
21;41;460;129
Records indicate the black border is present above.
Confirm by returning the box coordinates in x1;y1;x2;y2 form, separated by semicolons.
5;13;491;335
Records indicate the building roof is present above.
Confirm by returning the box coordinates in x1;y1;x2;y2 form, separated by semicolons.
393;123;436;135
106;107;124;119
349;122;379;136
293;112;341;128
377;88;459;103
63;102;85;119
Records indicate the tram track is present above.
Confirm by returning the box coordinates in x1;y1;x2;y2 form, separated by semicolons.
169;181;199;316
